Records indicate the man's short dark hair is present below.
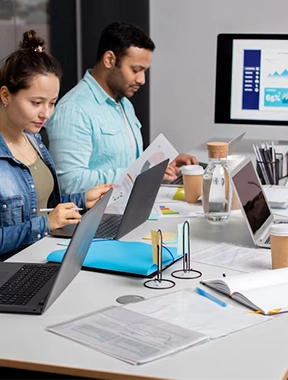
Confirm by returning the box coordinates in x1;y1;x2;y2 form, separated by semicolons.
96;21;155;64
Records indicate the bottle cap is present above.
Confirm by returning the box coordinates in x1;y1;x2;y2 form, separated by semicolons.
206;142;229;159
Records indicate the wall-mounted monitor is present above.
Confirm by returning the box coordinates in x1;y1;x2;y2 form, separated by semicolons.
214;34;288;139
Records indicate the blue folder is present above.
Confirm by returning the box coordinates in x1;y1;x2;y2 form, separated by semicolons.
46;240;181;277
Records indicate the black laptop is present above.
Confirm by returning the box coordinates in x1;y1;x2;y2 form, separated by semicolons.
51;159;169;240
0;188;112;315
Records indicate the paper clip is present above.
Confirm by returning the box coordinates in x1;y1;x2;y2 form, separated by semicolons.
171;220;202;279
144;229;175;289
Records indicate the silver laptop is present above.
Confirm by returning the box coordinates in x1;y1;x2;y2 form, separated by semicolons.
164;132;246;186
231;156;288;248
0;188;112;315
195;132;246;153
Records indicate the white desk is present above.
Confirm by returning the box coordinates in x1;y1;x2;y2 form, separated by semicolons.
1;214;288;380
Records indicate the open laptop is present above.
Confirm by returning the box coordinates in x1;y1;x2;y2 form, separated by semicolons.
0;188;112;315
51;159;169;240
231;156;288;248
164;132;246;187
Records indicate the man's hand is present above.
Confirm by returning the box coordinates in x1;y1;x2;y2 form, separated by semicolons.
171;153;198;167
164;153;199;180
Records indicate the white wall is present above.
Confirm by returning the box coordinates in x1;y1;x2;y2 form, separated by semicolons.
150;0;288;153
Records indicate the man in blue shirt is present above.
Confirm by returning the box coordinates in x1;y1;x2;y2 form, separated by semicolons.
46;21;197;193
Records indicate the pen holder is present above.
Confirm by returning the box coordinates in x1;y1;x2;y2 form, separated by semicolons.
256;159;280;185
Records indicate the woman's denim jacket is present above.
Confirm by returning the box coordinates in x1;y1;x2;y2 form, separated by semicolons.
0;132;87;255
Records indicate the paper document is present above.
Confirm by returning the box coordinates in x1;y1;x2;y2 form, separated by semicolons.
47;306;208;365
109;134;178;205
191;242;271;272
125;289;272;339
156;186;186;202
154;203;197;218
154;187;201;217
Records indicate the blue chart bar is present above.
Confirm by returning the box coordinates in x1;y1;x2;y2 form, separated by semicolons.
242;50;261;110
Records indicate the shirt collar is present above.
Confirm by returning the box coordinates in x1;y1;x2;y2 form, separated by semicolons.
83;69;124;107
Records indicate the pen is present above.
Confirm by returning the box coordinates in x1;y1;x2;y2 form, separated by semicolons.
195;287;227;307
39;207;83;213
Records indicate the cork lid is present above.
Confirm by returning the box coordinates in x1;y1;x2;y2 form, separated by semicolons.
206;142;229;159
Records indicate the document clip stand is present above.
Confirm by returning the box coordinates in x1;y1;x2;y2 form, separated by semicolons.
144;229;175;289
171;220;202;279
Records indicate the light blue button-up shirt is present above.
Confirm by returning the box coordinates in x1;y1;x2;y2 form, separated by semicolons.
46;70;143;193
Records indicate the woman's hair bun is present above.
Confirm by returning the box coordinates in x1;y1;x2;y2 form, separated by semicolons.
19;30;45;52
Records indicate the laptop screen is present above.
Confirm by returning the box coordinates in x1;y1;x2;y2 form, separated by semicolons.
232;160;271;235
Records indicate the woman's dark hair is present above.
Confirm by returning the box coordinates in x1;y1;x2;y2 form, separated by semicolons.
96;21;155;65
0;30;62;94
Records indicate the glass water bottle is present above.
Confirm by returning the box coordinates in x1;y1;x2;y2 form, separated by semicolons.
202;142;232;222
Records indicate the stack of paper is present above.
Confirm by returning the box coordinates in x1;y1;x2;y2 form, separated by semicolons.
263;185;288;209
47;290;272;365
47;305;208;365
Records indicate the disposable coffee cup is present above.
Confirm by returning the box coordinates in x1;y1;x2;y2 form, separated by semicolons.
181;165;204;203
269;224;288;269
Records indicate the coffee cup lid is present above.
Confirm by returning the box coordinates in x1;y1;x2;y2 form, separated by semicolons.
180;165;204;175
269;224;288;237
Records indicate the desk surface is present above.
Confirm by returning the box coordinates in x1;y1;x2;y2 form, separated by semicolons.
1;214;288;380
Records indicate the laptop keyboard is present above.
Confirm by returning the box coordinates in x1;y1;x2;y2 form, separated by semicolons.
95;213;122;238
0;264;59;306
170;174;183;185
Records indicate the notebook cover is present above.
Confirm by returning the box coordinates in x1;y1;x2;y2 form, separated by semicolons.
46;240;181;278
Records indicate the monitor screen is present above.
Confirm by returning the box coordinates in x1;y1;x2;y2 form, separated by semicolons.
214;34;288;126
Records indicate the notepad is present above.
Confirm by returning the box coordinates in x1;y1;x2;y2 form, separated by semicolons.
201;267;288;315
47;240;181;277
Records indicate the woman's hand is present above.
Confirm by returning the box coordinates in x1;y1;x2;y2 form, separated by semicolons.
48;202;82;231
85;184;113;209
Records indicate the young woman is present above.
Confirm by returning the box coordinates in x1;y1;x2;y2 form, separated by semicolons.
0;30;112;256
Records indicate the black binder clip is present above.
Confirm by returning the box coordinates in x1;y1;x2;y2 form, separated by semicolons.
171;220;202;279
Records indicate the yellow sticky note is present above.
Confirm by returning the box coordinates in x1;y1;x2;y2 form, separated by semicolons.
143;231;177;244
151;230;161;264
268;308;282;314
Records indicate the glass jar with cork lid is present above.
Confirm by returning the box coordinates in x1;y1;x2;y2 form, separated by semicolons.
202;142;232;222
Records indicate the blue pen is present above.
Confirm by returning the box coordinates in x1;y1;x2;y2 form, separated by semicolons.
195;287;227;307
